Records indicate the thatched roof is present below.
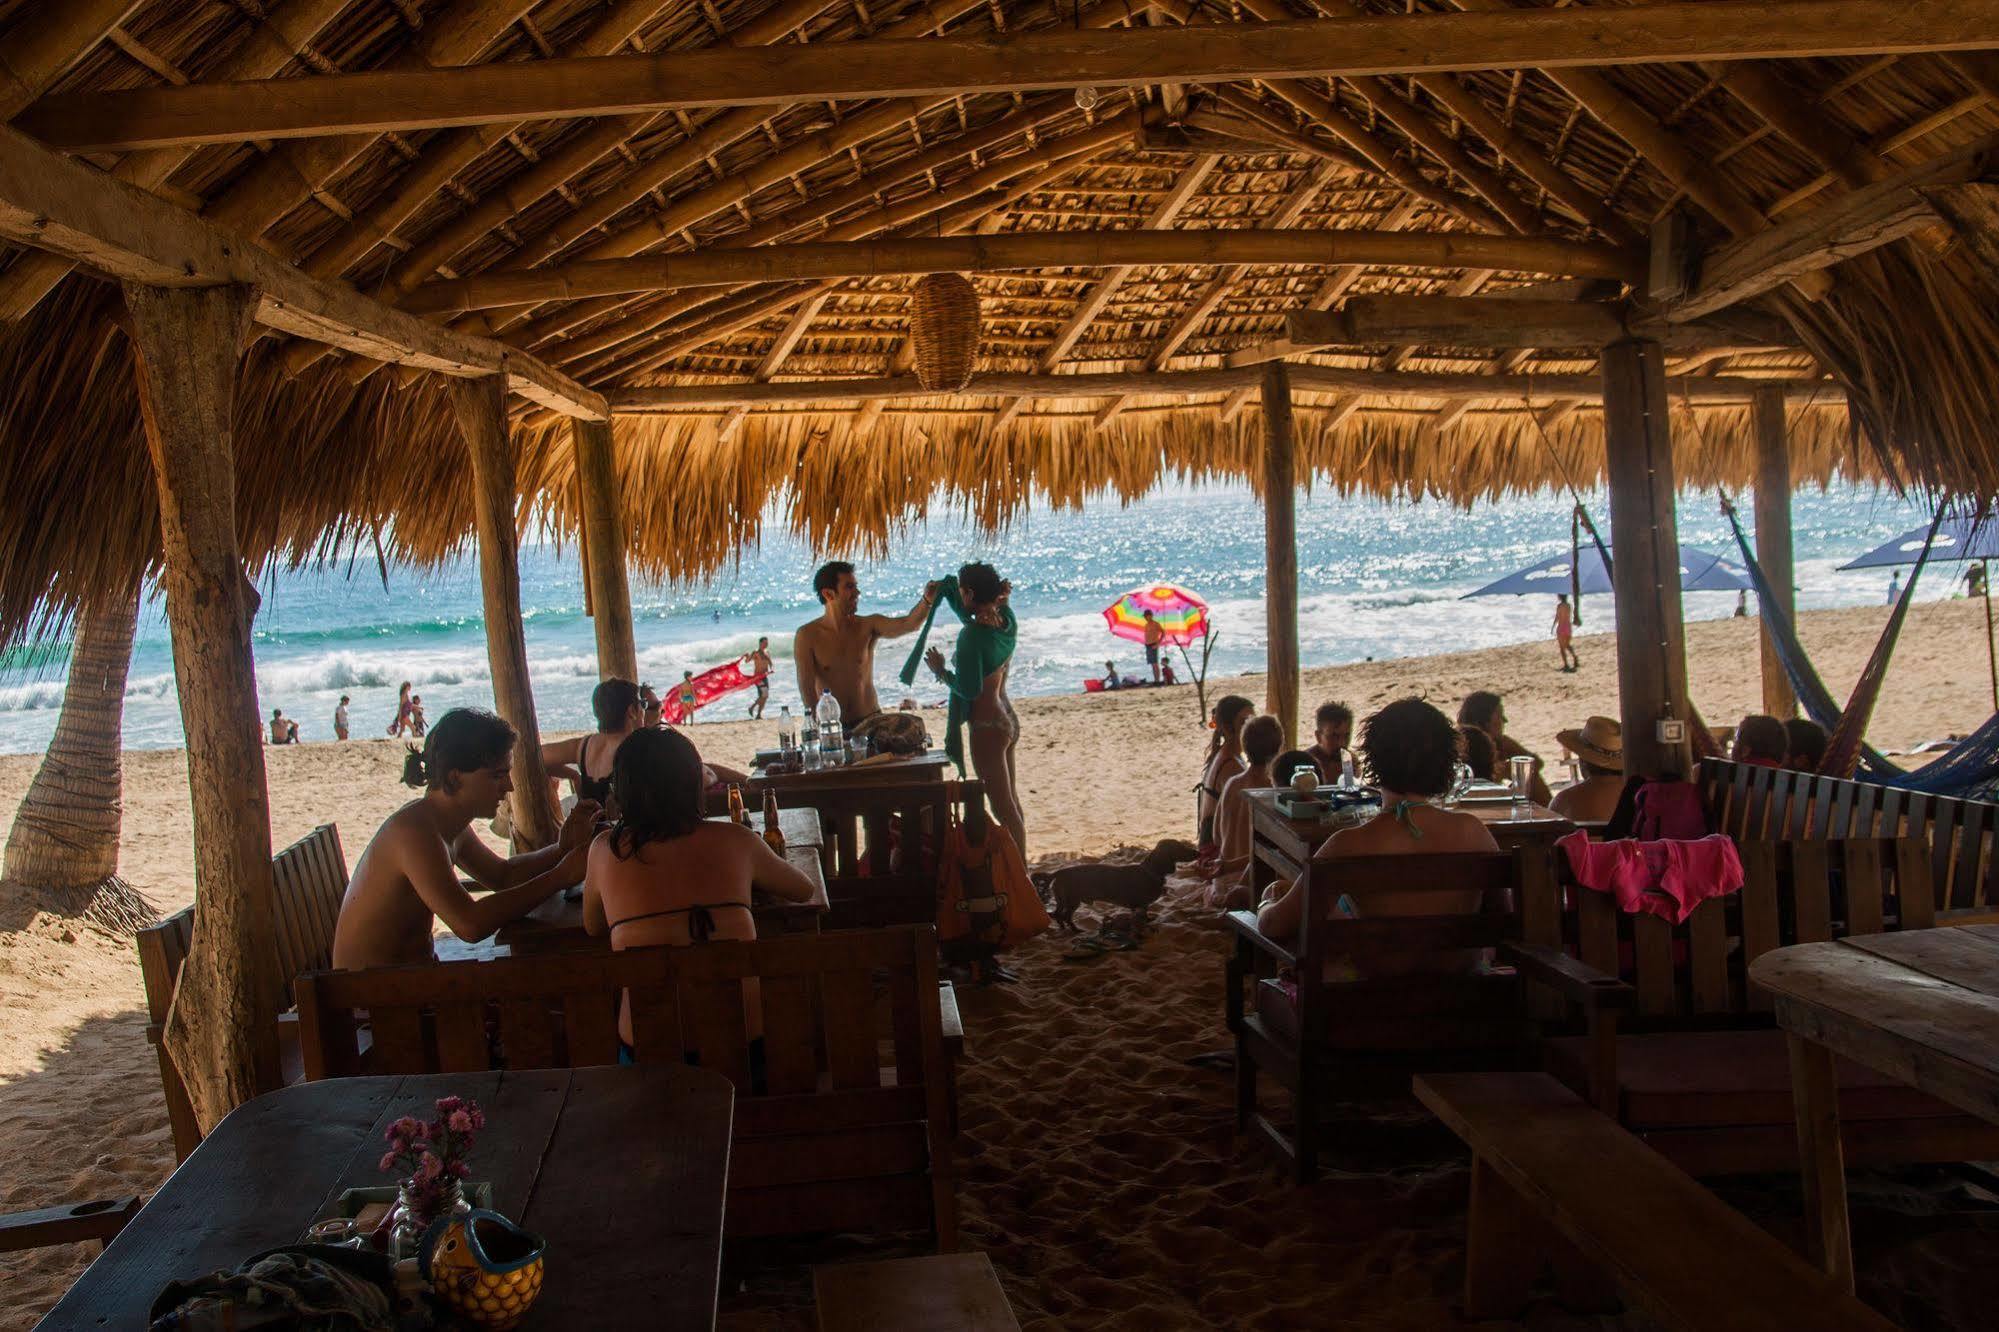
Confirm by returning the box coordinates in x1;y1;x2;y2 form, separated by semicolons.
3;0;1998;637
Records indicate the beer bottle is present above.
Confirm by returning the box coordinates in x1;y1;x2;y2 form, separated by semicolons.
727;783;747;827
761;790;786;854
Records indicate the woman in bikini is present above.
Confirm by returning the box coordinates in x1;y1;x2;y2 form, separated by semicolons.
540;678;659;814
582;727;817;1070
1256;697;1498;967
923;562;1025;855
1196;695;1255;861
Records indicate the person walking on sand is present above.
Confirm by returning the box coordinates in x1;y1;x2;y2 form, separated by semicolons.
334;694;351;741
1143;608;1165;684
675;671;699;723
747;637;773;719
1887;571;1902;605
793;560;939;727
1552;594;1579;673
387;680;414;737
409;695;427;738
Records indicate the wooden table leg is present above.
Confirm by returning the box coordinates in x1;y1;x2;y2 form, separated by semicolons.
1786;1031;1855;1293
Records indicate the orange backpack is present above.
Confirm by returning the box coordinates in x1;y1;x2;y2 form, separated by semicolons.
936;804;1049;949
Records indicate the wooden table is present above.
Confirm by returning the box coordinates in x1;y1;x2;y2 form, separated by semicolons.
36;1066;733;1331
497;807;828;955
1246;788;1575;895
1751;926;1999;1294
746;749;953;795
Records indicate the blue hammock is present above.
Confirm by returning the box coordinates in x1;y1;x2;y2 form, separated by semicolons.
1722;504;1999;797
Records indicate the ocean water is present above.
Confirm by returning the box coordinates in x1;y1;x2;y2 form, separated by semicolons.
0;482;1940;755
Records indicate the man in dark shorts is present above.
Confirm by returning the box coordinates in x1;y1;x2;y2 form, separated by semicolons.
1143;609;1165;684
747;636;772;719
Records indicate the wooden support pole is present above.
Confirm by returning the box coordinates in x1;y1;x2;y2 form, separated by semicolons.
450;375;562;850
1601;338;1693;779
572;417;640;682
1752;385;1799;719
123;282;281;1131
1262;360;1300;749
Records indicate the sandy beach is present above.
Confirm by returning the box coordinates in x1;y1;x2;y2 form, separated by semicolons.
4;598;1996;1327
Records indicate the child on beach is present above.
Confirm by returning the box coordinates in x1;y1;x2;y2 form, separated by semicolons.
409;695;427;737
1211;714;1284;907
334;694;351;741
1196;695;1255;855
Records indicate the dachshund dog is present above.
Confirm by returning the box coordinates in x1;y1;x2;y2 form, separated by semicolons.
1035;838;1199;933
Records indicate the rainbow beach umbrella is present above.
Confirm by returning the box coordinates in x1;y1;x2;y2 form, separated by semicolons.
1103;583;1210;646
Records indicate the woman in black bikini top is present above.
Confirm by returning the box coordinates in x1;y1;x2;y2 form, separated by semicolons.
581;728;819;1049
542;678;656;810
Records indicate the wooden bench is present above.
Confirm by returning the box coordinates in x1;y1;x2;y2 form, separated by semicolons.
1700;756;1999;913
294;926;957;1249
814;1253;1019;1331
0;1196;142;1255
1534;835;1999;1173
1227;848;1634;1181
1414;1071;1897;1329
135;823;348;1160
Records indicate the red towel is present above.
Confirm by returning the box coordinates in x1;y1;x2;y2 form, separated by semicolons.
1557;830;1744;926
658;658;763;724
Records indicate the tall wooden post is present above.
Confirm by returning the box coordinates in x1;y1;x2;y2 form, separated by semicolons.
571;417;639;681
124;282;281;1131
450;375;562;849
1601;338;1693;779
1262;360;1299;748
1752;384;1798;719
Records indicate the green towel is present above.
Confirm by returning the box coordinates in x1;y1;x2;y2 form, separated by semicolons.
923;579;1017;772
898;574;954;687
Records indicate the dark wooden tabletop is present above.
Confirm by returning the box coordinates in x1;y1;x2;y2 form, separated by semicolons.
748;750;952;792
37;1067;733;1331
1247;787;1573;860
498;808;829;953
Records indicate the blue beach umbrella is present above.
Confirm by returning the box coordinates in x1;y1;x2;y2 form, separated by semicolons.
1837;512;1999;569
1460;544;1752;600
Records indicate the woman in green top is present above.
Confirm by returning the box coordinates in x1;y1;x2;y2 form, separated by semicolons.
922;562;1025;854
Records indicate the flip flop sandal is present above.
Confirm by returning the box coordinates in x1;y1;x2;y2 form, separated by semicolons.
1062;937;1109;963
1098;928;1141;952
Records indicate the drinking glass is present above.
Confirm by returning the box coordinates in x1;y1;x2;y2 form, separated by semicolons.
1508;754;1535;803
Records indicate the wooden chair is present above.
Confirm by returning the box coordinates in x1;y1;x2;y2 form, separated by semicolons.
1415;1072;1896;1329
293;927;957;1248
814;1253;1020;1331
1700;757;1999;912
135;823;348;1160
1534;835;1999;1173
0;1196;142;1255
741;780;985;929
1227;848;1633;1182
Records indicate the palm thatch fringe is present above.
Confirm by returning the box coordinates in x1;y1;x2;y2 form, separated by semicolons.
518;394;1863;582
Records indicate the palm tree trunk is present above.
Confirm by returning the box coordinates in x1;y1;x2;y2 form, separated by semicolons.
3;581;155;931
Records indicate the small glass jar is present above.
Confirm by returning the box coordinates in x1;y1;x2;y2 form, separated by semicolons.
388;1178;471;1260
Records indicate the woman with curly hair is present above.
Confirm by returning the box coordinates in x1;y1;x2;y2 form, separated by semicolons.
1255;697;1497;943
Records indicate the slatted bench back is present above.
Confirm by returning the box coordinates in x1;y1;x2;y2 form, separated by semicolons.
1701;757;1995;911
1546;836;1929;1024
1294;849;1545;1048
134;822;348;1160
293;926;956;1247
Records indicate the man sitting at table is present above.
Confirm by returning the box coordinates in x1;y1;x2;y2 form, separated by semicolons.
1306;701;1353;784
793;560;939;726
332;708;600;970
1459;690;1553;805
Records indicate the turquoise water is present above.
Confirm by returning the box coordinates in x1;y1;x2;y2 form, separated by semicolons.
0;482;1937;754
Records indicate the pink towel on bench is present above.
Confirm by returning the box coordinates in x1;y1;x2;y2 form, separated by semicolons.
1557;830;1744;926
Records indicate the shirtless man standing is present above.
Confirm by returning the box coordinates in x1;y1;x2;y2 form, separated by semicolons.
331;708;599;970
793;561;938;725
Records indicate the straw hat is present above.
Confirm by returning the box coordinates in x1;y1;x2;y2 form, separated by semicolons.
1556;716;1624;771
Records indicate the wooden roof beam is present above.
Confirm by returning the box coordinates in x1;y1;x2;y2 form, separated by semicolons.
0;0;142;118
1666;130;1999;320
1245;296;1801;360
609;364;1837;408
26;0;1999;151
715;290;831;437
0;121;603;418
0;0;353;322
403;228;1643;315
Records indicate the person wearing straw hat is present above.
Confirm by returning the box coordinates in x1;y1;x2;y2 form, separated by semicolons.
1551;716;1625;823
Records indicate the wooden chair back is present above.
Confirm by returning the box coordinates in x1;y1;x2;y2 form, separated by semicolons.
772;780;985;929
1293;849;1543;1049
1537;835;1931;1025
134;823;349;1160
293;927;956;1248
1700;757;1998;911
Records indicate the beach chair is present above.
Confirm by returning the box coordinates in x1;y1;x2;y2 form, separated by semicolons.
0;1196;142;1255
136;823;348;1160
1226;847;1629;1182
294;927;957;1249
1535;835;1999;1173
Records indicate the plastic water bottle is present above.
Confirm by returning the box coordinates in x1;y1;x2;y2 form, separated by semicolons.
815;692;844;766
1340;753;1358;791
777;705;796;757
800;704;820;769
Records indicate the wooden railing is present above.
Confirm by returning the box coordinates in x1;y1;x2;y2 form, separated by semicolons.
1698;757;1999;912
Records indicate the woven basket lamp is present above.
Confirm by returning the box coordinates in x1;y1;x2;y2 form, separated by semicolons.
909;272;981;392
